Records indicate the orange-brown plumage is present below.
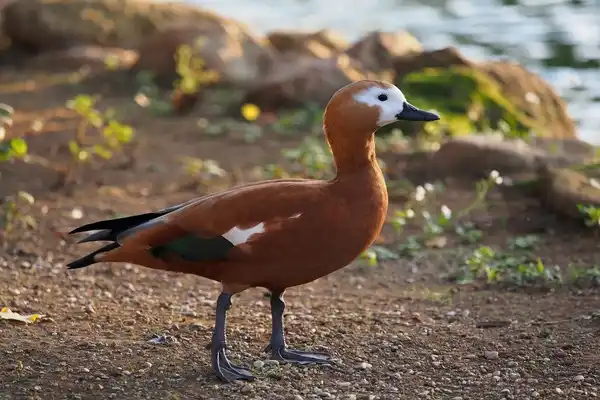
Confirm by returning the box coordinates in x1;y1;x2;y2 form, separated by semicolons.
66;79;439;382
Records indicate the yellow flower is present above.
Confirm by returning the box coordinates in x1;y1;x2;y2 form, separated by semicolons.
241;103;261;122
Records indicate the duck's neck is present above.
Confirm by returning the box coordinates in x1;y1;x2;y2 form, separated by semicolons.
331;135;379;177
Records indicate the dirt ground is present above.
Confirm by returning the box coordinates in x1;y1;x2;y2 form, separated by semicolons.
1;67;600;400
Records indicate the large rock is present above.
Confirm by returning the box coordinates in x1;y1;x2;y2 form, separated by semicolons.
25;46;138;72
479;61;577;139
0;0;13;51
425;134;597;181
131;25;274;88
346;31;422;73
1;0;248;50
266;29;347;59
396;49;576;139
240;54;385;112
538;166;600;221
393;46;473;78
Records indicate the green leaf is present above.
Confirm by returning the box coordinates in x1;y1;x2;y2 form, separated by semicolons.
0;103;14;118
67;140;80;155
10;138;27;157
66;95;95;114
93;144;113;159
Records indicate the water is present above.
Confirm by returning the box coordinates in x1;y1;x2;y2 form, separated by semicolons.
175;0;600;144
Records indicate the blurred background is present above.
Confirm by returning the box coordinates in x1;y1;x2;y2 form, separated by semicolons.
173;0;600;143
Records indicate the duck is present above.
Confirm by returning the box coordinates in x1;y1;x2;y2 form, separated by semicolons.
65;79;439;382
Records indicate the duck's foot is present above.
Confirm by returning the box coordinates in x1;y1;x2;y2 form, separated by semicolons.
210;292;255;383
264;343;332;365
212;345;255;382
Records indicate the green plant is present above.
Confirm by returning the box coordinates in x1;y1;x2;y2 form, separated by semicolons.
390;170;502;252
281;136;333;179
134;40;219;116
180;156;227;182
174;40;219;95
0;103;28;162
359;245;400;267
577;204;600;227
454;241;561;286
66;94;134;162
0;191;36;239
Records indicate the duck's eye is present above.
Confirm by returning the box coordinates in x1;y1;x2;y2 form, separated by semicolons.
377;94;388;101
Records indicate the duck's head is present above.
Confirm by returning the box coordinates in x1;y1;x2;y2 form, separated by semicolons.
323;80;439;142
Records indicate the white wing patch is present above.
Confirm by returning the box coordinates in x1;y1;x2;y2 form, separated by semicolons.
223;223;266;246
222;213;303;246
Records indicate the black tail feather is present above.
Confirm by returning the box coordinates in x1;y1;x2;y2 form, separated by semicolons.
77;229;116;244
68;212;167;235
67;200;195;271
67;242;120;269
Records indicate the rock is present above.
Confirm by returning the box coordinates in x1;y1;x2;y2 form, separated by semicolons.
24;46;138;72
484;350;499;360
394;47;575;139
267;29;348;59
425;134;596;181
241;54;386;111
479;61;577;139
2;0;246;50
538;166;600;220
0;0;14;51
346;30;422;74
393;46;473;79
132;25;273;88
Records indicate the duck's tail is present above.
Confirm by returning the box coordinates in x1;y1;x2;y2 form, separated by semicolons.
66;202;192;270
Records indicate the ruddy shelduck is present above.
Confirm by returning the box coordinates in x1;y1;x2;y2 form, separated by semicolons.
66;80;439;382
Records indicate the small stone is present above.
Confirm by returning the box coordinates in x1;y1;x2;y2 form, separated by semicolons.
432;361;441;367
82;368;90;373
240;385;252;394
264;360;279;367
532;392;540;398
359;362;372;370
555;388;563;394
573;375;585;382
253;360;265;369
338;382;351;387
484;351;499;360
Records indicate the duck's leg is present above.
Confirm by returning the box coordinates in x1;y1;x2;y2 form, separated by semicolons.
211;292;255;382
265;292;332;364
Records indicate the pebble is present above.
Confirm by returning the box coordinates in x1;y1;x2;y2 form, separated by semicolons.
240;385;252;394
574;375;585;382
359;362;372;370
484;351;499;360
555;388;563;394
264;360;279;367
253;360;265;369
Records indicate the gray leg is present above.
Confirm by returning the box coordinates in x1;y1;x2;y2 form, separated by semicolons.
211;292;255;382
265;292;331;364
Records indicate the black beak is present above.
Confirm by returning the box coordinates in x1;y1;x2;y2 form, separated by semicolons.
395;102;440;122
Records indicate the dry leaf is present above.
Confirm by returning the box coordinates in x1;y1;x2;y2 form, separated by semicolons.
0;307;44;324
